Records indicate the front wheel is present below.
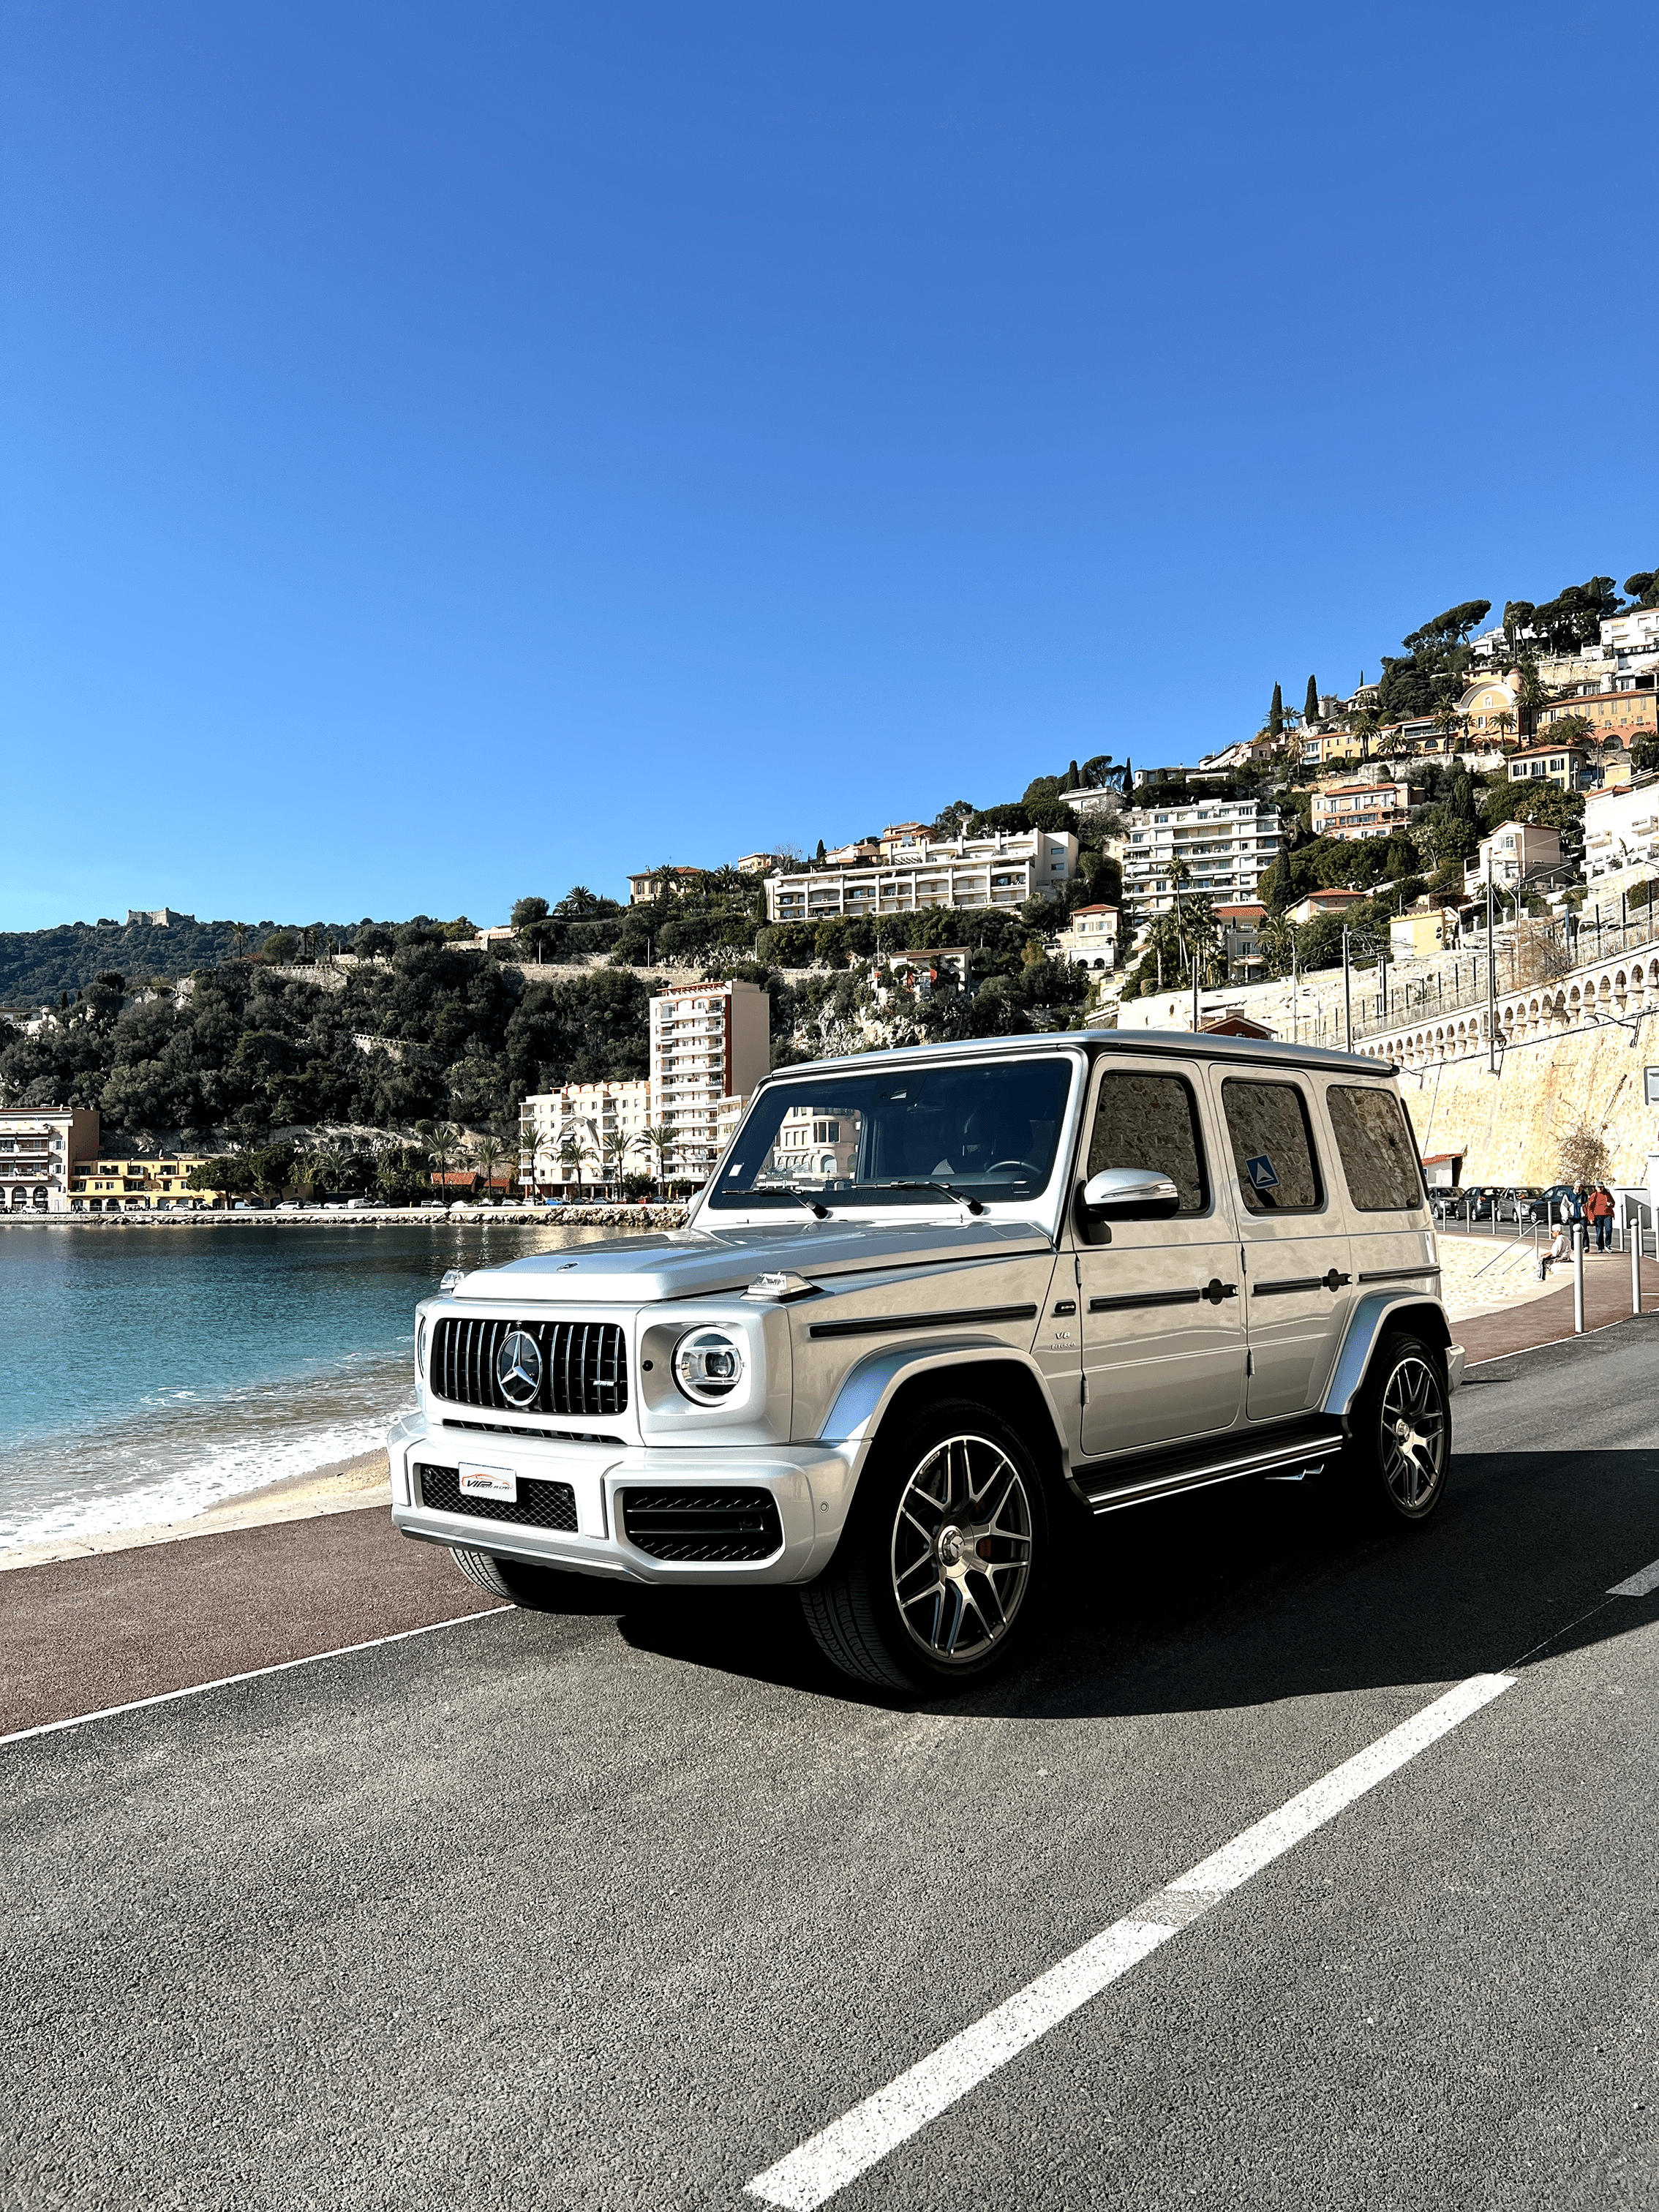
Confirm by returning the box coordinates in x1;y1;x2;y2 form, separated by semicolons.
449;1546;582;1609
1349;1331;1450;1524
800;1398;1050;1693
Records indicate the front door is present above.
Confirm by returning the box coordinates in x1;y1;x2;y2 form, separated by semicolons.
1074;1058;1245;1460
1208;1067;1353;1422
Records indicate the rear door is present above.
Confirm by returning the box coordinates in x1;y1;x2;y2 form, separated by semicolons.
1323;1079;1437;1287
1210;1067;1353;1423
1073;1056;1245;1459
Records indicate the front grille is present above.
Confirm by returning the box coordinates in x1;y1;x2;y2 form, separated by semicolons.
442;1418;620;1445
432;1317;628;1418
618;1487;783;1562
415;1462;579;1533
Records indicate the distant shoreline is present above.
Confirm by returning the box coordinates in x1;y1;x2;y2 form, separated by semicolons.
1;1203;691;1230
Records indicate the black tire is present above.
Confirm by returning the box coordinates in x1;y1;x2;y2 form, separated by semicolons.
800;1396;1050;1693
449;1545;582;1610
1347;1331;1450;1525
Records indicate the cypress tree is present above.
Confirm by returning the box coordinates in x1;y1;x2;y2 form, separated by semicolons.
1304;675;1320;724
1064;759;1079;790
814;838;826;863
1269;683;1284;738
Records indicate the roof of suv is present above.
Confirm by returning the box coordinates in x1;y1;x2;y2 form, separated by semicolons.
770;1027;1393;1084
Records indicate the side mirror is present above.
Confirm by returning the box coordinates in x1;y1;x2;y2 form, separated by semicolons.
1080;1166;1181;1220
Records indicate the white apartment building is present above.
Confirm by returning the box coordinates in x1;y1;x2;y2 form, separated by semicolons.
520;1079;653;1191
766;827;1077;925
1121;798;1286;919
1050;905;1120;968
650;978;771;1181
1464;821;1564;896
0;1106;99;1214
1583;776;1659;881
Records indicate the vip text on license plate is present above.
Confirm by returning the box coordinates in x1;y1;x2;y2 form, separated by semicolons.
459;1464;517;1502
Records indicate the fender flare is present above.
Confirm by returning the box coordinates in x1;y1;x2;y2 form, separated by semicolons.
1323;1291;1455;1421
818;1336;1069;1467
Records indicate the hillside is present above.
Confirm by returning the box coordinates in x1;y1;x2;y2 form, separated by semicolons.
0;917;336;1005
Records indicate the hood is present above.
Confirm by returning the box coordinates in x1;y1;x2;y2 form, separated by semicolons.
451;1219;1053;1304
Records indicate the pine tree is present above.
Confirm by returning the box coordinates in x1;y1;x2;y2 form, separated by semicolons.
1304;675;1320;724
1269;683;1284;739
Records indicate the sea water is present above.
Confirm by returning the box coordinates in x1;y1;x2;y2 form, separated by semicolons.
0;1220;610;1549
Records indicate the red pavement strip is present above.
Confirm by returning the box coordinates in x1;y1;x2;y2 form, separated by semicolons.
0;1509;504;1741
1457;1251;1659;1365
5;1265;1653;1745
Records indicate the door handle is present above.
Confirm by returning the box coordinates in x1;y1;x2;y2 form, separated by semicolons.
1202;1278;1238;1304
1323;1270;1352;1290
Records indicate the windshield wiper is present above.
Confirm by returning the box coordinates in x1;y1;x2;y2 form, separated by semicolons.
866;1179;985;1216
775;1185;831;1219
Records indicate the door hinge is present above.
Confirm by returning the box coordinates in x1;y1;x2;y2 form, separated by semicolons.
1080;1374;1088;1406
1246;1348;1254;1376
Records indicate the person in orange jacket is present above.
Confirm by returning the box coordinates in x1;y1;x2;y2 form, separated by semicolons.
1586;1182;1615;1254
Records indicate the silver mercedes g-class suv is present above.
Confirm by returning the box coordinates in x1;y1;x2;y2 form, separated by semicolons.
388;1030;1458;1691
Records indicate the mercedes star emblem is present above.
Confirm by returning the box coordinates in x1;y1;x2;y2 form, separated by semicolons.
495;1328;543;1407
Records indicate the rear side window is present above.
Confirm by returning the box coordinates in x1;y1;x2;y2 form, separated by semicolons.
1221;1080;1323;1213
1326;1085;1424;1211
1087;1071;1208;1213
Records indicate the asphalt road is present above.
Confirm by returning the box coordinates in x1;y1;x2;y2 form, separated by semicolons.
6;1323;1659;2211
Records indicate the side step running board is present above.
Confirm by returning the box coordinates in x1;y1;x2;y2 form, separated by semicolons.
1079;1430;1345;1515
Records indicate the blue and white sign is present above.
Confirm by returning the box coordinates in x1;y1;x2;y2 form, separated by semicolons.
1244;1154;1279;1192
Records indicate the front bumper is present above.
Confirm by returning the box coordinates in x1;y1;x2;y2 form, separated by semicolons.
385;1411;857;1587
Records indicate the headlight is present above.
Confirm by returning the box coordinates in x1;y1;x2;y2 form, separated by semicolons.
673;1327;745;1404
416;1316;428;1380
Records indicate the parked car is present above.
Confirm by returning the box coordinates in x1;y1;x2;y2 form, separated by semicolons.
1524;1184;1578;1226
386;1031;1462;1693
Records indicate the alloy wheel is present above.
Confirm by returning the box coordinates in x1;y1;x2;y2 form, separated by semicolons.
1379;1353;1447;1512
889;1434;1034;1664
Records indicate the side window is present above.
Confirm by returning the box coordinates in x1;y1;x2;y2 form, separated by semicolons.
1325;1085;1423;1211
1221;1080;1323;1213
1086;1071;1208;1213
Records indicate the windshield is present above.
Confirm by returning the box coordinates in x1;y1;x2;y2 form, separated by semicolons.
707;1056;1075;1211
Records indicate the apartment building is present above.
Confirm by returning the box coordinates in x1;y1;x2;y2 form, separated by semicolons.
1120;798;1285;918
1464;822;1563;897
1583;776;1659;880
0;1106;99;1213
765;827;1076;924
68;1153;224;1211
1310;780;1413;842
1301;729;1366;770
1050;906;1120;968
1539;685;1658;750
1506;740;1588;791
519;1079;653;1190
649;978;771;1180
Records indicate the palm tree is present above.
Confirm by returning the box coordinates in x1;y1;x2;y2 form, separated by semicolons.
473;1132;505;1203
1490;708;1517;749
601;1127;635;1195
519;1113;546;1198
639;1124;675;1195
556;1130;593;1197
424;1121;456;1200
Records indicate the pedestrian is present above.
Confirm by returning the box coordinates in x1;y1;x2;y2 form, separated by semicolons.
1540;1220;1570;1279
1587;1181;1614;1254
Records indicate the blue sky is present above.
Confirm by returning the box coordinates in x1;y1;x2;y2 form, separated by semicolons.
4;2;1655;931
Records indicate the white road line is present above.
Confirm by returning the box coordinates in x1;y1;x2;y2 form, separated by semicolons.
0;1609;509;1751
747;1671;1516;2211
1609;1557;1659;1598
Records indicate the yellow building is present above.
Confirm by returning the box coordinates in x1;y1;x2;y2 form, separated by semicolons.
1301;729;1366;770
1456;674;1521;741
69;1156;225;1211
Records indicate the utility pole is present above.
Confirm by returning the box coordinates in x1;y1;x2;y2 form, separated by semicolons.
1342;926;1353;1053
1486;862;1497;1075
1192;949;1200;1033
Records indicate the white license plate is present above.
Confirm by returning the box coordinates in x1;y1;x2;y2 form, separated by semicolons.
459;1463;517;1502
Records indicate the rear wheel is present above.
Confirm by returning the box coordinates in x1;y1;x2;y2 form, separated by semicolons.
1349;1331;1450;1524
449;1546;582;1609
800;1398;1049;1693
